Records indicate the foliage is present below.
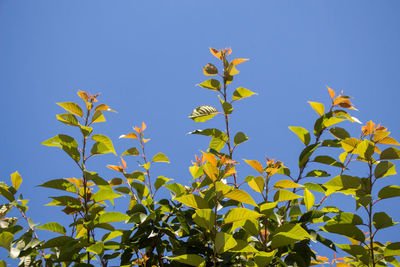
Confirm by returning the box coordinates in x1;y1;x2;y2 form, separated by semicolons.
1;48;399;266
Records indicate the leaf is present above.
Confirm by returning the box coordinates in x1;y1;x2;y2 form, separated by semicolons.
378;185;400;199
305;170;330;177
271;223;312;249
373;212;397;229
93;189;122;204
11;171;22;190
381;147;400;160
384;242;400;257
232;87;256;101
189;128;227;141
166;254;205;267
174;194;209;209
337;244;369;265
244;159;264;174
189;105;218;122
321;224;365;242
87;241;104;255
192;209;215;231
324;175;361;195
152;152;170;163
341;138;361;152
98;212;130;224
42;236;76;249
330;212;363;225
273;180;302;189
39;179;77;193
289;126;311;146
234;132;248;146
375;161;396;179
377;136;400;146
304;189;315;210
308;101;325;116
91;110;106;123
56;102;83;117
37;222;66;235
197;79;221;91
231;58;249;65
330;127;350;140
218;95;233;115
273;190;301;202
0;232;13;250
56;113;80;126
154;176;171;190
247;176;265;193
313;155;344;168
225;188;257;206
356;139;375;160
224;208;261;224
95;103;116;113
299;143;320;167
91;134;117;156
121;147;139;156
42;134;80;162
215;232;237;254
119;132;138;139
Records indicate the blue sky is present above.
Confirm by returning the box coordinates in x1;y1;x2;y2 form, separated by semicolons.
1;0;400;263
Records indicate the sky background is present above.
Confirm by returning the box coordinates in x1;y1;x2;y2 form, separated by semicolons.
1;0;400;264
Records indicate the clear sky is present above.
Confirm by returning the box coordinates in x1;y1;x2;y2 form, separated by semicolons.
1;0;400;264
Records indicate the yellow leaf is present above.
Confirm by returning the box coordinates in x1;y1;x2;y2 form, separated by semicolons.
231;58;249;66
77;90;89;102
377;136;400;146
308;102;325;116
143;138;151;143
209;47;221;59
341;138;361;152
141;122;147;131
273;179;302;189
119;133;138;139
107;165;124;172
244;159;264;174
95;104;116;112
203;162;219;182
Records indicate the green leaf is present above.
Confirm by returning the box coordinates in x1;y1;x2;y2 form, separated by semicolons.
121;147;139;156
356;139;375;160
289;126;311;146
192;209;215;231
218;95;233;115
57;102;83;117
337;244;369;265
308;101;325;116
304;182;326;193
0;187;15;202
174;194;209;209
188;128;227;141
98;212;130;224
0;232;13;250
93;188;121;204
197;79;221;91
381;147;400;160
0;260;6;267
102;230;123;242
375;161;396;179
56;113;80;126
384;242;400;257
247;176;265;193
329;127;350;140
87;241;104;255
91;134;117;156
42;134;80;162
37;222;66;235
313;155;344;168
271;223;312;249
189;105;218;122
254;251;277;267
154;176;171;190
42;236;76;249
299;143;320;167
232;87;256;101
39;179;77;193
152;152;170;163
166;254;205;267
273;190;302;202
164;183;186;196
47;196;81;208
79;125;93;137
324;175;361;195
225;188;257;206
378;185;400;199
330;212;363;225
224;208;261;224
91;110;106;123
305;170;330;177
209;137;226;152
321;223;365;242
215;232;237;254
304;188;315;210
11;171;22;190
234;132;248;146
373;212;397;229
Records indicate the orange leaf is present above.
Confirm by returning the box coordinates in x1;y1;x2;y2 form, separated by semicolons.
107;165;124;172
244;159;264;174
202;151;217;167
121;157;127;169
141;122;147;131
316;256;329;262
225;47;232;56
134;126;141;133
119;133;138;139
327;86;335;99
77;90;89;102
362;121;375;135
231;58;249;66
209;47;221;59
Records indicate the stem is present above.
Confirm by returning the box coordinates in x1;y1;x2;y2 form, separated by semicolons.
213;183;218;267
367;162;376;267
139;134;154;197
